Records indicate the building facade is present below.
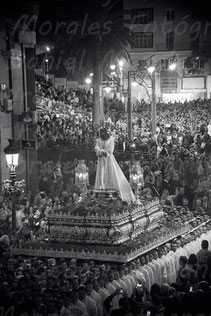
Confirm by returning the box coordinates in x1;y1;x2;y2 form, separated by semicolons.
124;0;211;102
0;2;39;196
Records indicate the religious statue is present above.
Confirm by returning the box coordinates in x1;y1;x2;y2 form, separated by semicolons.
95;128;135;204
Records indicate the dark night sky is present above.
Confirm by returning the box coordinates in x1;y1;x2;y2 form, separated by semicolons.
1;0;210;20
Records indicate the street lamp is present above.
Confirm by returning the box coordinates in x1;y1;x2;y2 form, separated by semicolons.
104;85;112;93
45;58;49;78
118;60;124;68
85;77;92;84
4;140;20;185
118;60;124;101
110;64;116;70
147;57;177;136
168;56;177;70
132;80;138;87
4;139;20;231
147;65;156;136
147;65;155;74
169;62;177;70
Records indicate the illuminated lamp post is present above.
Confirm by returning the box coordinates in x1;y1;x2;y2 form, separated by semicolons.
147;56;177;136
104;83;112;94
118;60;124;101
85;77;92;85
4;139;20;231
147;65;156;136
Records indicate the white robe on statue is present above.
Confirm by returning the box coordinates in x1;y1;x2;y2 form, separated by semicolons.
95;136;135;204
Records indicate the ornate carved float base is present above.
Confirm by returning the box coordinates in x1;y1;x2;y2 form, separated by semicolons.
47;194;163;245
11;226;190;263
11;191;194;262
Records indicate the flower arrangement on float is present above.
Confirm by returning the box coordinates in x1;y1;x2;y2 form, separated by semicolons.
53;195;133;217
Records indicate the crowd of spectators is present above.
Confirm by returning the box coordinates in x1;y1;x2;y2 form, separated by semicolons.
36;76;211;153
36;75;93;109
36;146;211;213
36;77;211;218
36;76;95;149
0;164;211;315
1;77;211;314
1;222;211;315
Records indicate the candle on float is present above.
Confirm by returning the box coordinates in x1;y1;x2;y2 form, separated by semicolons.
82;174;87;181
78;173;83;182
123;141;126;151
132;174;138;183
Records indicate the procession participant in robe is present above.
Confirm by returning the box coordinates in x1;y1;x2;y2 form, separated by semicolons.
144;255;155;286
112;271;122;290
127;264;138;292
169;242;180;273
119;268;132;297
121;265;134;297
148;253;159;284
109;271;125;310
175;238;189;258
139;257;151;290
85;279;103;316
158;246;173;285
152;251;167;285
151;252;161;285
131;262;146;287
183;235;197;257
97;277;110;304
115;271;128;295
164;243;177;283
105;273;116;296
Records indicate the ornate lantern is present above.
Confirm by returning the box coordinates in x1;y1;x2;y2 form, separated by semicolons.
130;161;144;201
75;160;89;198
4;139;21;231
4;139;20;184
